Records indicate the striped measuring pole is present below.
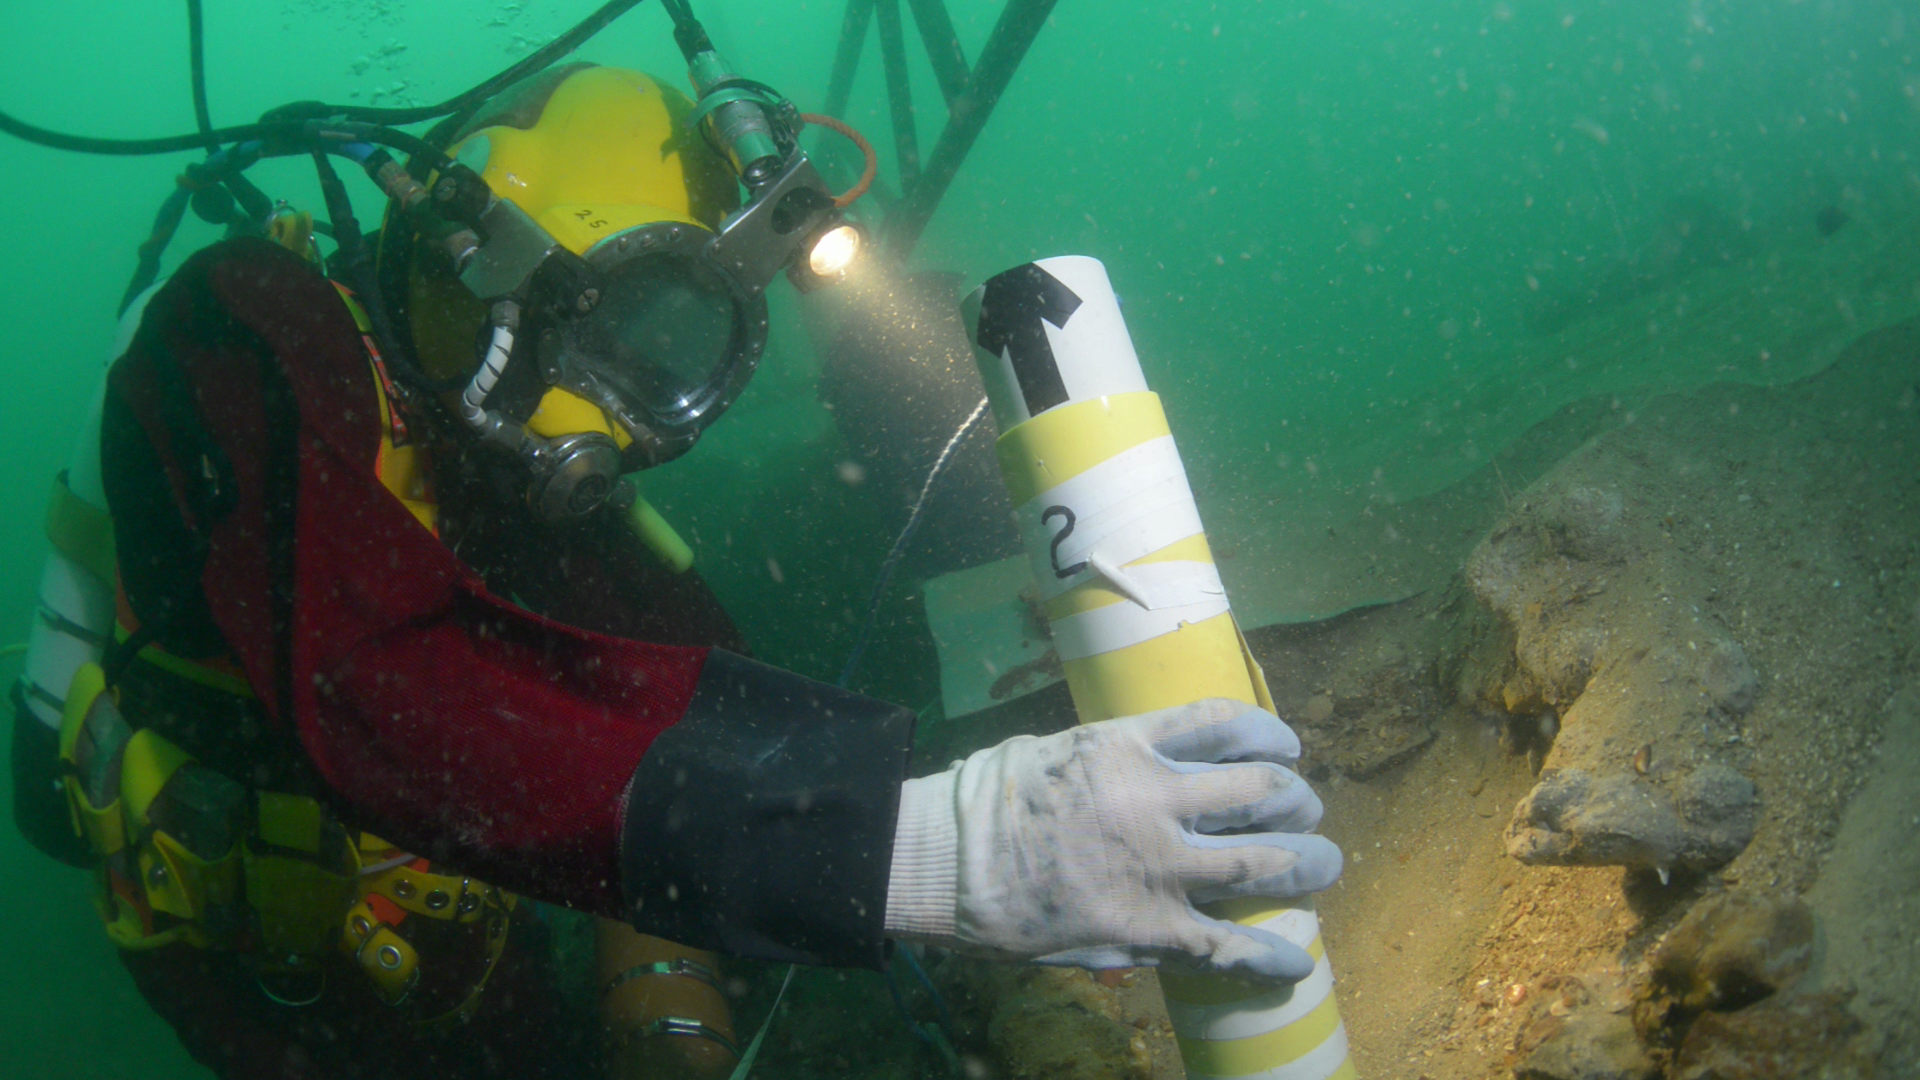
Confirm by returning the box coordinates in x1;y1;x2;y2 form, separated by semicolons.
963;256;1355;1080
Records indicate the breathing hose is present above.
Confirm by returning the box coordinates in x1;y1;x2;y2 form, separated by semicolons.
0;0;650;156
186;0;217;154
460;308;521;441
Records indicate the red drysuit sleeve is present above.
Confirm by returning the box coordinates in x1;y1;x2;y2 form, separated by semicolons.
107;238;707;915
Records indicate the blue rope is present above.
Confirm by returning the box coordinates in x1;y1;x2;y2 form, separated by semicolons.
884;956;934;1046
836;397;990;691
884;948;964;1074
899;945;957;1036
834;398;989;1064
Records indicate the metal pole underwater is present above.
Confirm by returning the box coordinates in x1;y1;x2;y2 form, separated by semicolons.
963;256;1355;1080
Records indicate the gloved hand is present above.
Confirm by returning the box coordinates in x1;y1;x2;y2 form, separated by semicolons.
883;698;1341;984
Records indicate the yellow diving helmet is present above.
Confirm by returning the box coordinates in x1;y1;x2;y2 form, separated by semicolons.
396;63;861;521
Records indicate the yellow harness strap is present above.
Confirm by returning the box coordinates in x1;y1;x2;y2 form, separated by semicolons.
267;209;317;263
343;834;516;1022
331;283;440;534
45;472;116;586
46;275;510;1019
59;661;516;1021
248;792;357;971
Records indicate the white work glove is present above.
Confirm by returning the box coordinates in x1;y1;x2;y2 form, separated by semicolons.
884;698;1340;984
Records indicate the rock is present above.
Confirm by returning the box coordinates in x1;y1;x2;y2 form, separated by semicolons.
1464;524;1532;615
1468;486;1629;609
1515;1009;1659;1080
1671;765;1762;854
1693;636;1758;716
1506;764;1758;872
1632;892;1816;1047
986;968;1151;1080
1463;497;1612;716
1671;991;1881;1080
1247;595;1449;779
1302;693;1335;723
1536;485;1630;564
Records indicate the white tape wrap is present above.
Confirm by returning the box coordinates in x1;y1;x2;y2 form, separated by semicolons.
20;371;115;727
23;552;113;728
1018;435;1205;603
1049;569;1231;662
1166;904;1347;1080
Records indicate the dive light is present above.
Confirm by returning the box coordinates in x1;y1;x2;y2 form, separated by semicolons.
805;224;865;281
677;14;866;294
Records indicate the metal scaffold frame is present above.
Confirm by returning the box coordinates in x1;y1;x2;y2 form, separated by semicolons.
818;0;1061;260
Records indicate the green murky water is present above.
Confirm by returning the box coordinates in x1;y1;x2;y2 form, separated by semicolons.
1;2;1914;1076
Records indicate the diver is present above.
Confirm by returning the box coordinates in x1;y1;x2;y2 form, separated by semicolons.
6;6;1341;1080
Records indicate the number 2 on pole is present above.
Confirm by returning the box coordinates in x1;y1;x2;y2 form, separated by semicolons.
1042;505;1087;579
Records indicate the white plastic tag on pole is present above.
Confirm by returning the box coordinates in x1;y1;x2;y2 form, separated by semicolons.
964;256;1147;426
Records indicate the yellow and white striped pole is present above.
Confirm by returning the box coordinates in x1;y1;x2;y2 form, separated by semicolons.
964;256;1354;1080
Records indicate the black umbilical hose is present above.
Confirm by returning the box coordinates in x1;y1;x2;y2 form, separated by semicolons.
185;0;274;225
119;143;270;312
657;0;712;61
107;120;448;312
309;150;364;271
0;111;458;173
187;0;217;154
19;0;645;420
308;145;460;403
119;186;194;316
0;0;649;156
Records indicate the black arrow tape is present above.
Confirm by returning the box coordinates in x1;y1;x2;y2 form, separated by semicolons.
975;262;1083;416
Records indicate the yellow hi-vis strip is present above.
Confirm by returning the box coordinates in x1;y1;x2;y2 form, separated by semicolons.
994;390;1354;1079
1177;989;1344;1076
45;474;116;587
1000;392;1257;722
994;391;1171;504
